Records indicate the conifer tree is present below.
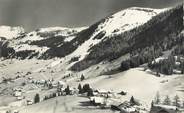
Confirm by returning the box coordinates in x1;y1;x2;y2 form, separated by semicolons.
34;93;40;103
173;95;180;107
163;95;171;105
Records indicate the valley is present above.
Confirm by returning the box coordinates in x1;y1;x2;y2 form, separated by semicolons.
0;4;183;113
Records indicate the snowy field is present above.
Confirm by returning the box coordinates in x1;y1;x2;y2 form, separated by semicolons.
0;58;183;113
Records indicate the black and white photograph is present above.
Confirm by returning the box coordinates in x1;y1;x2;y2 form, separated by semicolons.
0;0;183;113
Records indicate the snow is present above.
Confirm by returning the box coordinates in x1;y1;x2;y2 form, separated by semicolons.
154;104;177;110
0;57;183;113
20;27;87;43
48;59;62;68
0;26;24;39
64;36;76;42
123;107;136;112
13;44;49;54
80;68;164;105
0;6;182;113
21;96;114;113
70;38;100;61
66;7;167;63
8;100;25;107
21;31;44;42
38;26;87;34
152;57;166;64
97;7;166;37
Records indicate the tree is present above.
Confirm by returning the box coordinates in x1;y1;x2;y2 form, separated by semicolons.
65;85;70;95
53;93;57;97
82;84;91;93
87;88;93;97
44;96;48;100
173;95;180;107
130;96;136;106
78;84;83;94
163;95;171;105
34;93;40;103
121;60;130;71
181;61;184;74
154;92;161;104
151;101;154;108
80;74;85;81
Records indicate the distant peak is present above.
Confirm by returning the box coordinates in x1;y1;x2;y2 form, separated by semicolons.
125;7;168;13
0;25;24;39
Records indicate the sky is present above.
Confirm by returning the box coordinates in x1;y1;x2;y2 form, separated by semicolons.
0;0;183;31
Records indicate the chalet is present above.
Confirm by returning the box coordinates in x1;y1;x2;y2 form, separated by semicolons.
90;96;106;106
150;104;179;113
57;87;65;93
120;107;138;113
95;89;114;98
51;81;58;88
71;88;79;95
27;99;33;105
17;96;24;100
173;69;181;74
111;101;138;113
58;81;66;88
14;91;22;97
39;79;46;85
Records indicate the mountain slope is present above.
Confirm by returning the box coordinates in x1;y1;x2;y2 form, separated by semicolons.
70;5;183;71
66;7;167;62
0;6;183;72
1;27;87;59
0;7;168;60
0;5;183;113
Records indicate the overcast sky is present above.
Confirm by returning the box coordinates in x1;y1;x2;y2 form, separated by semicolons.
0;0;182;31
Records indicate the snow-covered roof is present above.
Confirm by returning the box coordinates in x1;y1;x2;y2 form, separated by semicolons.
58;81;66;85
97;89;109;93
122;107;136;112
90;97;105;104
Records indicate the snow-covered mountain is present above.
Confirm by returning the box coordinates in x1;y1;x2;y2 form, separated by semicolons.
70;6;182;71
0;26;24;39
0;6;182;65
91;7;166;38
19;26;87;42
3;26;87;59
65;7;167;63
0;5;183;113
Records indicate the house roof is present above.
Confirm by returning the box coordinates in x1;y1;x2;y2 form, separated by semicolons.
90;97;105;104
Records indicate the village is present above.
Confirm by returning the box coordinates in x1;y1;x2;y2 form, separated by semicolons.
0;73;184;113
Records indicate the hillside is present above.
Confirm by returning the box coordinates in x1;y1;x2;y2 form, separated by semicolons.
71;5;183;71
0;26;87;59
